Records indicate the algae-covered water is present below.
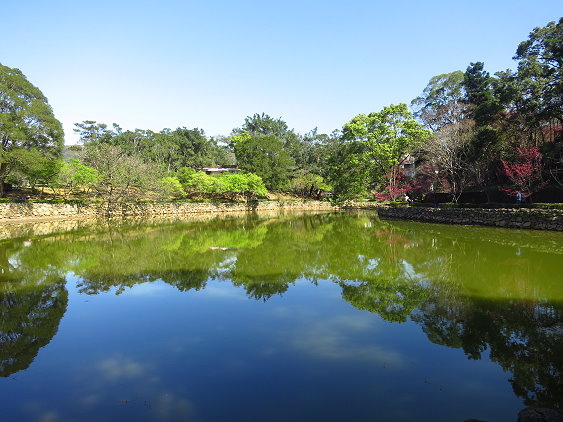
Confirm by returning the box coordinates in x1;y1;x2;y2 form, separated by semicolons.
1;211;561;421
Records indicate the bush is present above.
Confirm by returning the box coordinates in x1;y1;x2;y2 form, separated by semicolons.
160;176;185;199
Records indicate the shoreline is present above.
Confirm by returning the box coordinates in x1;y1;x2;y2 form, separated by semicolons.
1;200;562;232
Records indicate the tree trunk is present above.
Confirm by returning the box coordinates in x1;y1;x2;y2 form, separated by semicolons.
0;162;7;198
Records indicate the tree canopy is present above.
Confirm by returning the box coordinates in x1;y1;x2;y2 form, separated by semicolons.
0;63;63;196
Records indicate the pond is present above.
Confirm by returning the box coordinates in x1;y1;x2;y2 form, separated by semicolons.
0;211;562;422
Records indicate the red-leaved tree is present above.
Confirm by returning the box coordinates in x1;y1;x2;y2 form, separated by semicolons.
375;167;419;201
501;146;546;199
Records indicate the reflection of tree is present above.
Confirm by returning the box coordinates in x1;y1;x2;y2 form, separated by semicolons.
413;297;563;410
340;280;430;323
1;211;562;409
0;278;68;377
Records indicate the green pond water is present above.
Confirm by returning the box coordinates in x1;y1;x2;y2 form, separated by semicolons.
0;211;562;422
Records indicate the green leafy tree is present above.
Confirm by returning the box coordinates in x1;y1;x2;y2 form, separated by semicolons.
291;171;330;198
330;104;431;201
411;71;468;131
75;122;231;172
513;18;563;128
233;113;308;175
73;120;118;144
231;132;294;191
0;63;64;196
463;63;504;146
57;159;100;198
160;176;185;199
9;148;63;194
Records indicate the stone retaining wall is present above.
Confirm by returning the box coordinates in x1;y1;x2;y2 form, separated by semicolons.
0;200;336;221
346;204;563;231
1;201;562;231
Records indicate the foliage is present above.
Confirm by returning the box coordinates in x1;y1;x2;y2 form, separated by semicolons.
175;167;267;201
374;167;418;201
411;71;468;131
291;171;330;198
329;103;431;201
501;146;546;198
74;121;231;172
160;176;185;199
56;159;99;198
513;17;563;127
231;132;294;191
81;143;160;207
8;148;63;192
0;63;64;196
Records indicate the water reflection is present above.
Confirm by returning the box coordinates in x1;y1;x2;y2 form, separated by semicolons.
0;212;561;412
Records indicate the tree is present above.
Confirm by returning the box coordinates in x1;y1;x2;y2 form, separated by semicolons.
411;71;468;131
501;146;546;199
330;104;431;200
233;113;309;173
216;172;268;201
56;159;100;198
374;168;418;202
462;62;506;188
513;18;563;127
9;148;63;195
176;167;268;201
291;171;329;198
81;144;159;209
231;132;294;191
423;119;476;202
74;121;231;172
0;63;64;196
327;139;373;201
160;176;185;199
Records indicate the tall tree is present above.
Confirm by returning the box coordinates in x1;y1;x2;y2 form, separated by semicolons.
462;62;506;187
411;71;468;131
231;132;294;191
513;18;563;128
0;64;63;196
233;113;306;170
330;104;431;200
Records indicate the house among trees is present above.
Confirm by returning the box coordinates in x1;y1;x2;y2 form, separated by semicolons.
197;166;241;175
400;154;417;178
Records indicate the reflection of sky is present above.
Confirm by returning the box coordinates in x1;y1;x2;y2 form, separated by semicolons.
1;276;523;422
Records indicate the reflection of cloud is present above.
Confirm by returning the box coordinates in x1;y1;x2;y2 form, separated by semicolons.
203;284;244;300
293;315;404;367
79;394;100;407
153;392;197;422
21;403;61;422
39;411;60;422
97;355;146;381
127;282;170;296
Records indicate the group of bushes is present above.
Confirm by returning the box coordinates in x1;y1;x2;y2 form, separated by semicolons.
161;168;268;201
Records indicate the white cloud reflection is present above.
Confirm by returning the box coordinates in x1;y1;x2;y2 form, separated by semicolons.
292;314;404;367
97;354;147;381
152;392;198;422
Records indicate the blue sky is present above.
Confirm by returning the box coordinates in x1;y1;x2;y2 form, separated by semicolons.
2;0;560;143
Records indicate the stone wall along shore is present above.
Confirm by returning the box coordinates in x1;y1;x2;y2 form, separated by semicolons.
0;200;336;222
1;200;562;231
345;203;563;231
